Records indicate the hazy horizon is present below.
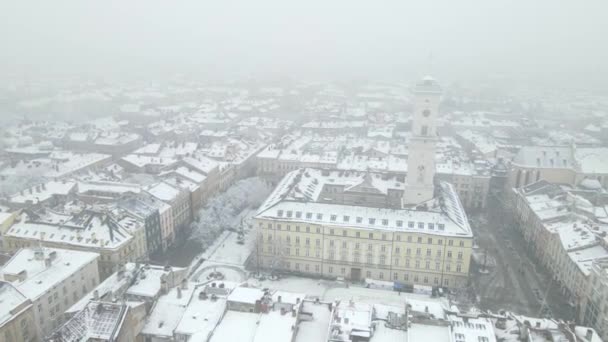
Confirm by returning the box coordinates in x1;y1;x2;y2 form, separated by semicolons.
1;1;607;87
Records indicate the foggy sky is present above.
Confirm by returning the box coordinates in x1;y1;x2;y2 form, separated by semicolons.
1;0;607;83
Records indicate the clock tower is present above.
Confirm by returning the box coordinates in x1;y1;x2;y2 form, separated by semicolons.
403;76;442;206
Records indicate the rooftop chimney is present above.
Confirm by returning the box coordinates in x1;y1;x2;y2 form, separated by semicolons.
586;329;593;340
177;287;182;299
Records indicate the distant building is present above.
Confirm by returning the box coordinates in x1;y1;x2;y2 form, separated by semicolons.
508;145;608;189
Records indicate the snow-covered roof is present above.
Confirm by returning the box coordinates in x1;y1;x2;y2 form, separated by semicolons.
0;281;29;328
256;169;472;237
146;182;182;202
49;301;128;341
1;247;99;300
227;286;264;304
7;211;134;250
9;180;76;205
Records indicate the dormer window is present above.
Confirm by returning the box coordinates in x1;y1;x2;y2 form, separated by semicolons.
382;219;388;226
286;211;293;218
343;216;350;222
295;211;302;218
369;218;376;225
316;213;323;220
356;217;363;223
330;215;337;221
306;212;312;219
277;210;284;217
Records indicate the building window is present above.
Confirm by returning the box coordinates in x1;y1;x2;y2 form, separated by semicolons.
396;220;403;227
421;125;428;135
366;271;372;278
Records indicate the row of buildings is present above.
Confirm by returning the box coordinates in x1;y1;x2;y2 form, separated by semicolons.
511;180;608;340
3;248;602;342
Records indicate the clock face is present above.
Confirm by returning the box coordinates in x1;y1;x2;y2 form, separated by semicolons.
423;109;431;117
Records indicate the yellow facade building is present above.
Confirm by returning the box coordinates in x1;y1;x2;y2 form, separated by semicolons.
253;169;473;288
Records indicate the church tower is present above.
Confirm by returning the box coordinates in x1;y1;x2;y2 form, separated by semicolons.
403;76;442;206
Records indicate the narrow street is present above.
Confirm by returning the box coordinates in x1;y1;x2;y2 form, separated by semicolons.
470;192;573;320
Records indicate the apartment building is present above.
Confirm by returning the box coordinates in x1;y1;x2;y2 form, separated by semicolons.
3;209;145;279
583;259;608;341
145;181;192;236
0;247;99;338
511;180;608;316
0;281;37;342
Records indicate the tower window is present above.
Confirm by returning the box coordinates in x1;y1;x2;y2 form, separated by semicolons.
422;109;431;117
421;125;428;135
